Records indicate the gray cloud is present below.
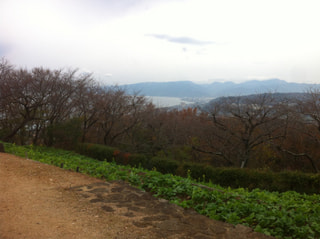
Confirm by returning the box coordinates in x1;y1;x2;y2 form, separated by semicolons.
147;34;214;45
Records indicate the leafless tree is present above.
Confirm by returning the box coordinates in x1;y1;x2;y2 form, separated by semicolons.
0;67;53;143
278;89;320;173
73;78;102;143
200;93;289;168
96;87;149;146
0;61;93;145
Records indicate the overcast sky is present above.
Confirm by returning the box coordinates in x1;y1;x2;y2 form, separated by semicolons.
1;0;320;85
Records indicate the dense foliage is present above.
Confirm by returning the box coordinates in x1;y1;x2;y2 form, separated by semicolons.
3;143;320;239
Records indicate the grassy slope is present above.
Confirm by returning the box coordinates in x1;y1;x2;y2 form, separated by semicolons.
3;143;320;239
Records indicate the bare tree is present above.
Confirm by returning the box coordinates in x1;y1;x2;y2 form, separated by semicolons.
132;106;170;156
0;67;53;143
42;69;92;146
200;93;289;168
278;89;320;173
73;78;102;143
0;61;92;145
0;59;14;140
96;87;148;146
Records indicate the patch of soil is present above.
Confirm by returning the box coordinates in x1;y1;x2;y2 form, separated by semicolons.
0;153;274;239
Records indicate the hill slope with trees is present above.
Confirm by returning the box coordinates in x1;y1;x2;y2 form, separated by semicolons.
1;59;320;173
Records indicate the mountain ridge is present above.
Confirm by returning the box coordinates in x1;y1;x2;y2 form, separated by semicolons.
120;79;319;98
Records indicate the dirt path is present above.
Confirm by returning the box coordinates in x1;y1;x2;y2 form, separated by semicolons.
0;153;273;239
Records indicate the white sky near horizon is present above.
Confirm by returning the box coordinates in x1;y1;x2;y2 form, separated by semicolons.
0;0;320;85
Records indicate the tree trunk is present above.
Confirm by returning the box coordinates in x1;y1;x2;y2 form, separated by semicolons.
241;150;250;168
0;143;5;153
3;119;30;142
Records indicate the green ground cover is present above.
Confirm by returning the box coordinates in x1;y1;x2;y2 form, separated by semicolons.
3;143;320;239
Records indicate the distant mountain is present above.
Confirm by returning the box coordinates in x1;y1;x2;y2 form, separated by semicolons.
201;92;311;112
120;79;319;98
206;92;308;106
120;81;210;97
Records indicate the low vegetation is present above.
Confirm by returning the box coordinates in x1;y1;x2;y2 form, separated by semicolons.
75;143;320;194
3;142;320;239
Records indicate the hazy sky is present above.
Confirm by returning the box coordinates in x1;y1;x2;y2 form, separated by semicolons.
1;0;320;85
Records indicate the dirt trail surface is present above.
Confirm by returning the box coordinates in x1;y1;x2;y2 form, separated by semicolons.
0;153;273;239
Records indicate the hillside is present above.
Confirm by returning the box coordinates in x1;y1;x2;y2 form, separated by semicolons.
121;79;319;98
0;151;273;239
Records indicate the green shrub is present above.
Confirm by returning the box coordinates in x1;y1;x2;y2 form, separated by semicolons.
182;162;208;180
127;153;148;168
76;143;116;162
75;143;320;194
148;156;179;174
181;162;320;194
46;118;82;149
275;171;320;194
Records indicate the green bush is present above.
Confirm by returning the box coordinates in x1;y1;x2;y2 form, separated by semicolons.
148;156;179;174
275;171;320;194
76;143;116;162
211;168;271;191
181;162;320;194
46;118;82;149
182;162;208;180
75;143;320;194
127;153;148;168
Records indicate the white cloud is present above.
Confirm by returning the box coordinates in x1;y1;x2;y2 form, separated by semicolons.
0;0;319;84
